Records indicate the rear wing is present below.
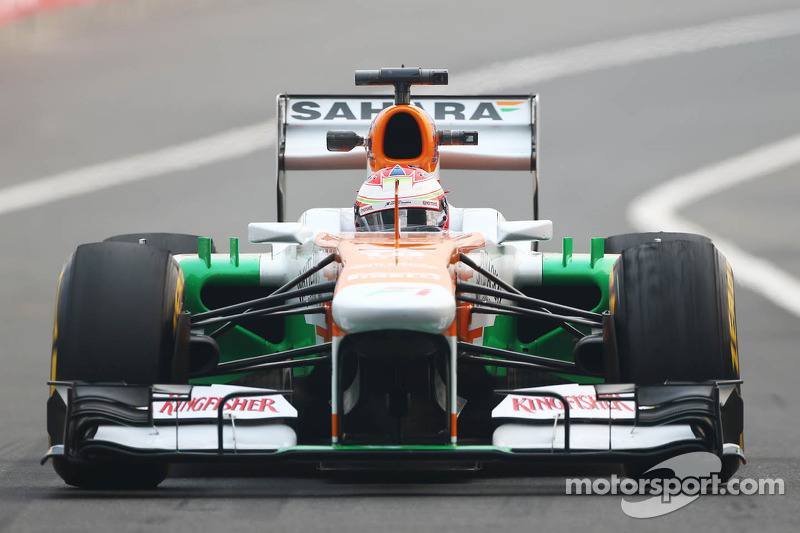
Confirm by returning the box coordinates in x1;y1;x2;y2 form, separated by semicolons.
276;94;539;221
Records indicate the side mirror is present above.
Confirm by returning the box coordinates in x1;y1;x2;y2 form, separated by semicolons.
248;222;314;244
439;130;478;146
327;131;364;152
496;220;553;243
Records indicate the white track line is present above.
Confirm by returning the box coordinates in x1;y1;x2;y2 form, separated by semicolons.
455;8;800;91
2;8;800;314
0;123;274;216
629;134;800;316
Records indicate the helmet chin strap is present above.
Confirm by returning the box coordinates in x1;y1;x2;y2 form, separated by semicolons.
394;179;400;259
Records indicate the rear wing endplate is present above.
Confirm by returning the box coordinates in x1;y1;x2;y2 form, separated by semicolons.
276;94;539;221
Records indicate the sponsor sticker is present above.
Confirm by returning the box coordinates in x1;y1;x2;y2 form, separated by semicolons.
358;197;441;216
153;384;297;420
346;272;441;281
492;383;635;420
287;98;530;123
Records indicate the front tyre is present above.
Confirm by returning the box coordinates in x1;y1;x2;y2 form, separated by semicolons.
52;459;170;490
610;239;743;479
48;242;188;488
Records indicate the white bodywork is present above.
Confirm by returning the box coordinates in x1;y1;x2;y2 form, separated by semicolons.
332;282;455;334
279;95;537;172
84;385;298;453
94;424;297;452
493;424;696;451
248;206;551;338
252;206;552;288
492;384;697;451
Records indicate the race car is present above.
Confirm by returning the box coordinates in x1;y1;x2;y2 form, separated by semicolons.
43;67;744;488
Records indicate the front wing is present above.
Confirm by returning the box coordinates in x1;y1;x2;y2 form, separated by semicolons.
43;381;745;468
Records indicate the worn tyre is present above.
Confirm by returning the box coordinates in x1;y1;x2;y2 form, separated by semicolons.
610;239;743;479
105;232;215;255
49;241;187;488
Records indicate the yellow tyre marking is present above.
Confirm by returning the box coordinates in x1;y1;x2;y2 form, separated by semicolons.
726;261;739;376
50;268;65;396
173;268;185;334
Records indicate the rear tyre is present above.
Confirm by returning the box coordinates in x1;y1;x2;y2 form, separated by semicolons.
49;241;187;488
104;232;215;255
604;232;710;255
610;240;743;479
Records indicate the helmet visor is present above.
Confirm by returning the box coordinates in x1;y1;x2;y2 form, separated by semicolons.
355;202;447;232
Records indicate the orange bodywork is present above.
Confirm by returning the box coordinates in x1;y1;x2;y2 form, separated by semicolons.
368;105;438;173
315;231;485;336
316;232;484;294
317;230;486;445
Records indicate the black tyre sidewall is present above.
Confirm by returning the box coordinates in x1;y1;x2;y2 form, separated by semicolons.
53;458;169;489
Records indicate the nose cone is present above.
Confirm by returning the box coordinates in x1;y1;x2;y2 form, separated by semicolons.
332;282;455;334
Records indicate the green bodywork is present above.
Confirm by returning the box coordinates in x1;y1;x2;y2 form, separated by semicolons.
178;237;614;386
180;252;318;384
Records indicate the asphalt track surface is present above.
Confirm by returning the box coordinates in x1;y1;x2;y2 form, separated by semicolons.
1;1;799;531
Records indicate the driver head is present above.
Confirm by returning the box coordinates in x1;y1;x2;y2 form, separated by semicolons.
354;165;448;232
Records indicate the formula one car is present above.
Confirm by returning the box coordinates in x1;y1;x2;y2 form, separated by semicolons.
44;68;744;488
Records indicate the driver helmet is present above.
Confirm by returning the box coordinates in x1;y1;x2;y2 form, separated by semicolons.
354;165;448;232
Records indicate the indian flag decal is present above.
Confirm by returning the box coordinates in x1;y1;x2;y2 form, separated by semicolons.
496;100;525;113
